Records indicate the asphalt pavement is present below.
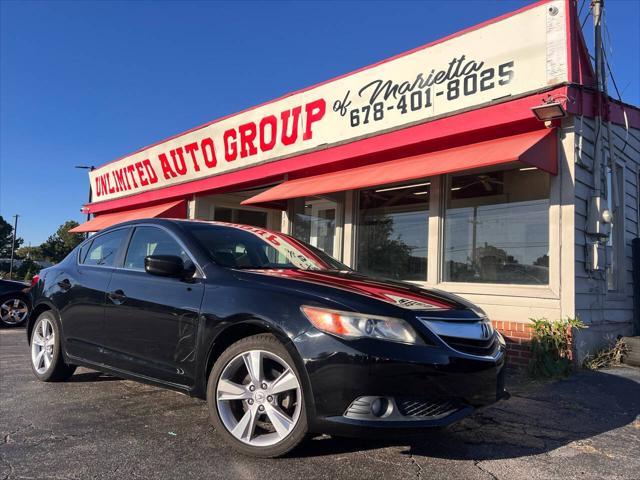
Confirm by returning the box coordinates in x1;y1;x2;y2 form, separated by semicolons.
1;327;639;480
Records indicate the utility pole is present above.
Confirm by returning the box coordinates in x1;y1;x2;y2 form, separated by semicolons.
592;0;604;208
8;214;19;280
595;0;618;290
586;0;608;272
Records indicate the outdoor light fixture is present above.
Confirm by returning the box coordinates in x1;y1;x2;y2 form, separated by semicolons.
375;182;430;193
531;99;566;126
519;166;538;171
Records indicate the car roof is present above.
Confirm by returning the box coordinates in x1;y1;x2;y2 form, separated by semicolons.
96;218;283;236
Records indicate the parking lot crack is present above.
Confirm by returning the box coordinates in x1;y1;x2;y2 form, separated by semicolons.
3;418;36;444
474;460;498;480
407;452;423;479
0;454;14;480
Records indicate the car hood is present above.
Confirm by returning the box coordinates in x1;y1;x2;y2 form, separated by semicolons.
235;268;475;312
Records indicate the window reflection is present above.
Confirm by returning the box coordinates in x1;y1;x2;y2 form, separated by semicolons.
291;194;342;258
443;168;550;285
357;182;429;281
212;207;268;229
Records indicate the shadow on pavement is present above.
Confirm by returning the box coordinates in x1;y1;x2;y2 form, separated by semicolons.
292;368;640;461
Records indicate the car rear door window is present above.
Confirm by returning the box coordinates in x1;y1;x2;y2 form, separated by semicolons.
78;240;93;264
124;226;190;271
81;229;128;267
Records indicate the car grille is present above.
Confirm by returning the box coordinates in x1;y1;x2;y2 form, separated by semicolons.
440;334;499;357
395;398;461;419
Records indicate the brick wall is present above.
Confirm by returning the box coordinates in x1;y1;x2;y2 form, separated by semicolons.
492;320;533;368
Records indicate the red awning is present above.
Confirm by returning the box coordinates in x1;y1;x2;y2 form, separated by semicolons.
242;129;556;206
70;200;186;233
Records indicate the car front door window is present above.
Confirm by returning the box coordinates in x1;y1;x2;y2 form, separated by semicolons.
124;226;190;271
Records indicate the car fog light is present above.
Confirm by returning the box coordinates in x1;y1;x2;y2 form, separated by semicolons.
371;397;390;417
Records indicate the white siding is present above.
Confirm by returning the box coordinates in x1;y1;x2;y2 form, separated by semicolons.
573;115;640;358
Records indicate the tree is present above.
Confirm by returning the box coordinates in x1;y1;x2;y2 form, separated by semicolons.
356;214;412;279
16;259;39;282
0;215;23;258
40;221;84;263
15;245;43;260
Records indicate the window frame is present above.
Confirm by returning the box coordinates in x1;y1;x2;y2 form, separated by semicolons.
345;168;561;297
606;160;627;295
76;227;131;269
438;168;552;288
119;224;204;277
353;179;431;282
432;168;559;298
288;193;345;262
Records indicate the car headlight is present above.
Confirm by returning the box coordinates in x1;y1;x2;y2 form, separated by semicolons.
301;305;418;344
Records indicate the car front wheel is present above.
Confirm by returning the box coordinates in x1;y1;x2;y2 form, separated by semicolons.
207;333;308;457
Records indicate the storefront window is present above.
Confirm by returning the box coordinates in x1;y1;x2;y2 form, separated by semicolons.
443;168;550;285
356;181;429;281
212;207;268;228
291;194;342;258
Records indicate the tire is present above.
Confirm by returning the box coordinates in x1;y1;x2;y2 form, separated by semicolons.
0;293;30;328
207;333;308;458
30;311;76;382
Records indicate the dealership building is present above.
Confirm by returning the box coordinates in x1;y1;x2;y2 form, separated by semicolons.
72;0;640;363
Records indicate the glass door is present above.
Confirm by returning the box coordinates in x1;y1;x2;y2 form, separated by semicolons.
309;200;336;255
291;195;343;259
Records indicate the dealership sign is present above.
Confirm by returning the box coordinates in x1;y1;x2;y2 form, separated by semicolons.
90;0;568;202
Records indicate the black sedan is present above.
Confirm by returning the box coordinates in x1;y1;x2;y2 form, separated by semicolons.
27;219;507;457
0;278;31;327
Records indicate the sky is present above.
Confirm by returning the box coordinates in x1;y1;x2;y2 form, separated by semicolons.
1;0;639;246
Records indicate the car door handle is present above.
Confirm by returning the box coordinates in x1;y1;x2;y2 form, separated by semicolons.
57;279;71;291
108;289;127;305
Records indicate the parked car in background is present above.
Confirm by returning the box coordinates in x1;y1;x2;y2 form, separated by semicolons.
0;278;32;327
27;219;507;457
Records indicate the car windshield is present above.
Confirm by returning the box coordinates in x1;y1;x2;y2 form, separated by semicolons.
185;222;351;271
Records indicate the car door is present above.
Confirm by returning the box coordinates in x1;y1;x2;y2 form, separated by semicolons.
102;225;205;387
57;227;130;363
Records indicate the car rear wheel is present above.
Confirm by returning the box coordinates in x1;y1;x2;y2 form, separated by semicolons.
30;311;76;381
207;333;308;457
0;294;29;327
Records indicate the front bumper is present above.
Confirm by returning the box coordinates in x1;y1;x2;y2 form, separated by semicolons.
293;331;507;436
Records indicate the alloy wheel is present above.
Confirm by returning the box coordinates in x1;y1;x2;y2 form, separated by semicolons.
0;298;28;325
31;317;55;374
216;349;302;447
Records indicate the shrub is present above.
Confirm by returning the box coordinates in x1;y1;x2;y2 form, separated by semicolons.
528;317;586;378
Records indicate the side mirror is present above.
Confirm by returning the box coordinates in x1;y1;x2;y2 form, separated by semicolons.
144;255;187;278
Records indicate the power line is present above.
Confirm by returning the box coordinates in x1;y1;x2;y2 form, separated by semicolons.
578;0;588;19
602;49;630;156
600;8;631;156
580;0;594;30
